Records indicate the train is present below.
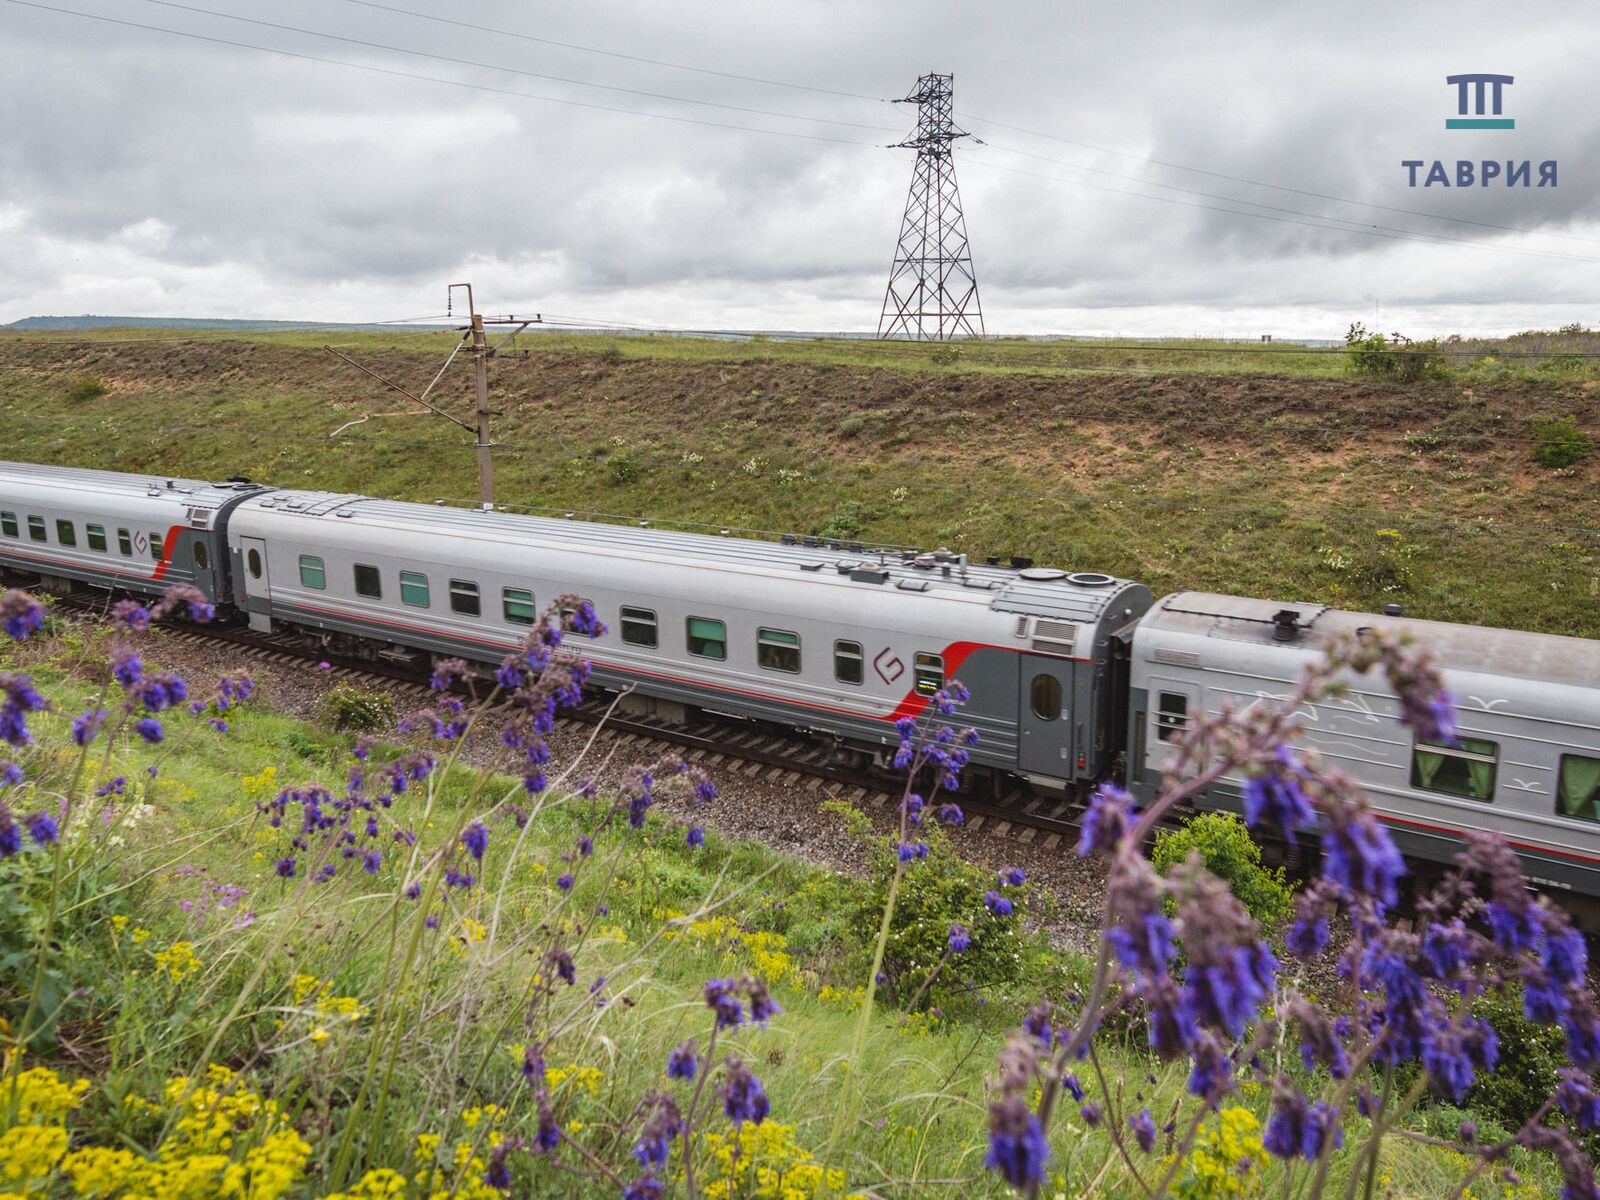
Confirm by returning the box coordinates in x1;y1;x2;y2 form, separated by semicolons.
3;460;1598;917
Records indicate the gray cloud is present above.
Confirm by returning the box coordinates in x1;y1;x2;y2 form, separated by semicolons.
0;0;1596;335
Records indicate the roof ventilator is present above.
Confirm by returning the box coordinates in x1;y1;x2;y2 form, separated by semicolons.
1032;619;1077;654
1272;610;1302;642
850;566;889;584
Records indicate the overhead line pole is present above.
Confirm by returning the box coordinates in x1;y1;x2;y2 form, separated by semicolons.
449;283;537;511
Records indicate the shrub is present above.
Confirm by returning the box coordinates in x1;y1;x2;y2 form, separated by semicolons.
1344;323;1447;383
1532;415;1594;469
1467;984;1569;1134
318;683;396;733
816;500;869;542
838;414;868;438
1150;811;1293;929
844;822;1025;1003
929;344;963;366
65;376;108;402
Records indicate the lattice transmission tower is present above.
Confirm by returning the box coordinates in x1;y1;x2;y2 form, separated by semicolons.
877;73;984;341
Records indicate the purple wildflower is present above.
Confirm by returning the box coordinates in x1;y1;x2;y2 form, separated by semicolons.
1078;783;1133;858
705;977;744;1030
71;709;107;747
1242;746;1315;846
985;1095;1049;1188
717;1057;769;1125
985;890;1013;917
461;820;488;861
948;924;970;953
24;811;57;846
1130;1107;1157;1154
687;826;704;849
274;856;296;879
135;717;164;744
557;873;574;892
667;1040;699;1081
0;591;46;642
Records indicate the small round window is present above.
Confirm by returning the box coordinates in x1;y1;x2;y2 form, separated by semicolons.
193;542;209;569
247;548;262;579
1030;673;1062;721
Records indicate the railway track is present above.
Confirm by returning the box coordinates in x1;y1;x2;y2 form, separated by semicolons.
48;593;1094;849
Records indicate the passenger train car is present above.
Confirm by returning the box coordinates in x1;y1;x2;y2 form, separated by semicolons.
4;460;1599;915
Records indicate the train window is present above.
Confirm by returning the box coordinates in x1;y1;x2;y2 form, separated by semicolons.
193;542;208;570
621;606;658;648
149;532;163;562
117;528;132;557
86;524;107;552
1030;674;1063;720
757;628;801;673
247;548;262;578
503;588;537;625
914;652;944;697
1156;693;1188;742
27;516;45;543
56;520;76;548
687;616;726;661
1412;737;1498;803
834;640;863;685
298;555;327;590
400;571;430;607
353;564;381;599
449;580;481;617
1558;755;1600;822
1;512;16;538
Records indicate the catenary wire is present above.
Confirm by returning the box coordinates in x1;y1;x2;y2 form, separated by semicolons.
338;0;887;103
134;0;903;134
0;0;885;147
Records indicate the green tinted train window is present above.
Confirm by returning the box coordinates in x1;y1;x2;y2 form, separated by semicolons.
27;516;45;542
117;528;132;556
149;531;163;562
299;555;327;590
834;640;863;685
0;512;16;538
86;524;107;552
1412;737;1498;803
1557;755;1600;822
503;588;536;625
400;571;429;607
55;520;76;548
687;616;726;660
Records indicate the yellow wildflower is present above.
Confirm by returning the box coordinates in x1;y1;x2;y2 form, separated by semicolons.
152;941;202;984
9;1068;89;1123
0;1125;69;1185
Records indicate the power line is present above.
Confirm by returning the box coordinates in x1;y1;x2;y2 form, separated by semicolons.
957;111;1600;251
0;0;884;147
135;0;902;134
974;142;1600;265
965;154;1600;266
339;0;887;103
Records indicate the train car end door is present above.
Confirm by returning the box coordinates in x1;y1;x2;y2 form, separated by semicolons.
238;536;272;632
1018;656;1074;780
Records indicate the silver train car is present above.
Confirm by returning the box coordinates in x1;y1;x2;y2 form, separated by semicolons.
6;461;1600;912
1128;593;1600;917
0;462;1151;788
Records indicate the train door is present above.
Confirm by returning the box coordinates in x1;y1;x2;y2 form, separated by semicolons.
239;536;271;631
1017;656;1074;780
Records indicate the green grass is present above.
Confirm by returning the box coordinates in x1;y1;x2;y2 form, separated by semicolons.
1;330;1596;638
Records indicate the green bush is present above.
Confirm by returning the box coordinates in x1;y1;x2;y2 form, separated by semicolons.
318;683;396;733
1344;323;1447;383
929;345;963;366
1151;811;1294;928
1466;985;1569;1134
817;500;870;542
65;376;108;402
844;821;1025;1004
1532;415;1594;469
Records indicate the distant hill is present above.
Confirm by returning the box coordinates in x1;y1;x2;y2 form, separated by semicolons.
4;315;453;333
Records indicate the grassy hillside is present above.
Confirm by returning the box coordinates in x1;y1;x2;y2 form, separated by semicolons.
0;330;1596;637
0;612;1551;1199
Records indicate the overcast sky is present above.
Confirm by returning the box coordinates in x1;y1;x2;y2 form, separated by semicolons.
1;0;1597;337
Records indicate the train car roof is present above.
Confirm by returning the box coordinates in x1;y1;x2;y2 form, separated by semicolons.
236;490;1148;626
0;460;264;510
1143;591;1600;690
